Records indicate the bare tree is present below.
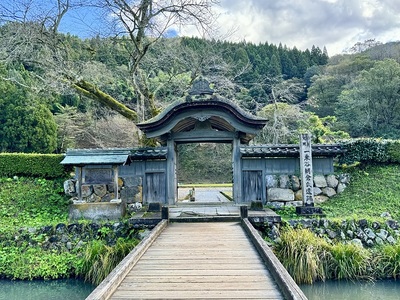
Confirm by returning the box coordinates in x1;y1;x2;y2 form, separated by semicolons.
96;0;219;120
348;38;382;54
102;0;217;69
0;0;219;122
0;0;90;33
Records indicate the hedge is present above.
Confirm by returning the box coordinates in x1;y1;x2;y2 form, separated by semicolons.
0;153;70;178
339;138;400;165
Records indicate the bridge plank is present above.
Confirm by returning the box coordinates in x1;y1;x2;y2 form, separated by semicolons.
123;275;275;284
109;222;283;300
111;290;281;299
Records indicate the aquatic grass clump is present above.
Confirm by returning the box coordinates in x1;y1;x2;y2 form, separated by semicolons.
275;228;330;284
275;227;374;284
379;242;400;279
328;242;371;280
79;238;139;285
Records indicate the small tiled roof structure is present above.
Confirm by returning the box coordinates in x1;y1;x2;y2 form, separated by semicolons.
61;149;132;166
61;147;168;165
241;144;344;157
130;147;168;160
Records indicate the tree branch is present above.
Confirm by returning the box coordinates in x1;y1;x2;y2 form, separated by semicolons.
72;79;138;122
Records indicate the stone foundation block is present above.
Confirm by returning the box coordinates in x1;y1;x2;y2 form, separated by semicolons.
314;175;327;188
326;175;339;188
69;201;126;221
267;188;294;202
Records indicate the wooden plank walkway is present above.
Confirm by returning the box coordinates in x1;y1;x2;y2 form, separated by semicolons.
109;222;283;300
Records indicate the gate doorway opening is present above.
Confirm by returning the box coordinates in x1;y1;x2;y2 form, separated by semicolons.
176;142;233;204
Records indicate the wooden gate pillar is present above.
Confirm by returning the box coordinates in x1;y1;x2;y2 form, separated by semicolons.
166;137;177;205
233;137;242;204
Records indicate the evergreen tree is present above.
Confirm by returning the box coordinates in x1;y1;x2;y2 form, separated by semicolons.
0;67;57;153
268;54;282;77
280;52;295;78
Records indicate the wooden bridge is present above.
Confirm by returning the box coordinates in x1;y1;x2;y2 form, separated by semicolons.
86;216;307;300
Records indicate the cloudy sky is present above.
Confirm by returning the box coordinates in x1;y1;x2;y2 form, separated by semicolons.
52;0;400;56
205;0;400;55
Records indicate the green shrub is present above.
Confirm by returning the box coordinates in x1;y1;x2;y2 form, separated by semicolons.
339;138;400;165
339;138;389;165
0;153;70;178
386;140;400;163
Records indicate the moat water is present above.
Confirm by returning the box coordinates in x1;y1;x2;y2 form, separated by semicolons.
1;278;400;299
300;279;400;300
0;278;95;300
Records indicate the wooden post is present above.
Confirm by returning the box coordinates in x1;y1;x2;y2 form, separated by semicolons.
233;137;242;204
113;165;119;200
166;138;176;205
161;206;169;220
240;205;248;219
77;166;83;201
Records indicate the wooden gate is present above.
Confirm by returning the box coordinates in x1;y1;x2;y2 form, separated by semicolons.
242;170;262;203
144;172;166;203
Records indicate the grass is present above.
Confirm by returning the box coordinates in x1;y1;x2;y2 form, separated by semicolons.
0;177;140;282
275;227;375;284
275;228;328;284
272;163;400;284
379;243;400;279
0;177;70;232
78;238;139;284
328;243;371;280
0;246;79;280
320;164;400;220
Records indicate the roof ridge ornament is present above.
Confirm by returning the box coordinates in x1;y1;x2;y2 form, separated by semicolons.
187;77;214;102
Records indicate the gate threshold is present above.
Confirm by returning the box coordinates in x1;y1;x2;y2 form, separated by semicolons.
169;204;281;223
169;204;240;222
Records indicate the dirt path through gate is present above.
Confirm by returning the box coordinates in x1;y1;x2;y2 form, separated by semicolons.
177;187;232;203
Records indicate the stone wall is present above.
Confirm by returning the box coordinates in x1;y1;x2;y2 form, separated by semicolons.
263;218;400;248
266;173;349;208
11;220;155;252
64;176;143;204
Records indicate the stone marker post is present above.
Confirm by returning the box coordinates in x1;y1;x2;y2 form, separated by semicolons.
296;133;323;215
300;133;314;206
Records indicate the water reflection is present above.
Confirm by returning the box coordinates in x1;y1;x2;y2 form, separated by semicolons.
0;278;95;300
300;279;400;300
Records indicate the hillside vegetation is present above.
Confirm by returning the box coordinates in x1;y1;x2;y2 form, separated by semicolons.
0;177;140;282
321;164;400;220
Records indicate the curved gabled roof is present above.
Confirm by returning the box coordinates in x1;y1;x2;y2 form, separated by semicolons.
137;96;267;144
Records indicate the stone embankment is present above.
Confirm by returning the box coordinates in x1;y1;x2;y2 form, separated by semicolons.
10;221;153;252
266;217;399;247
266;173;349;208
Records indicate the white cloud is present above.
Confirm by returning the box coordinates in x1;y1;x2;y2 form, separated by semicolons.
180;0;400;55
